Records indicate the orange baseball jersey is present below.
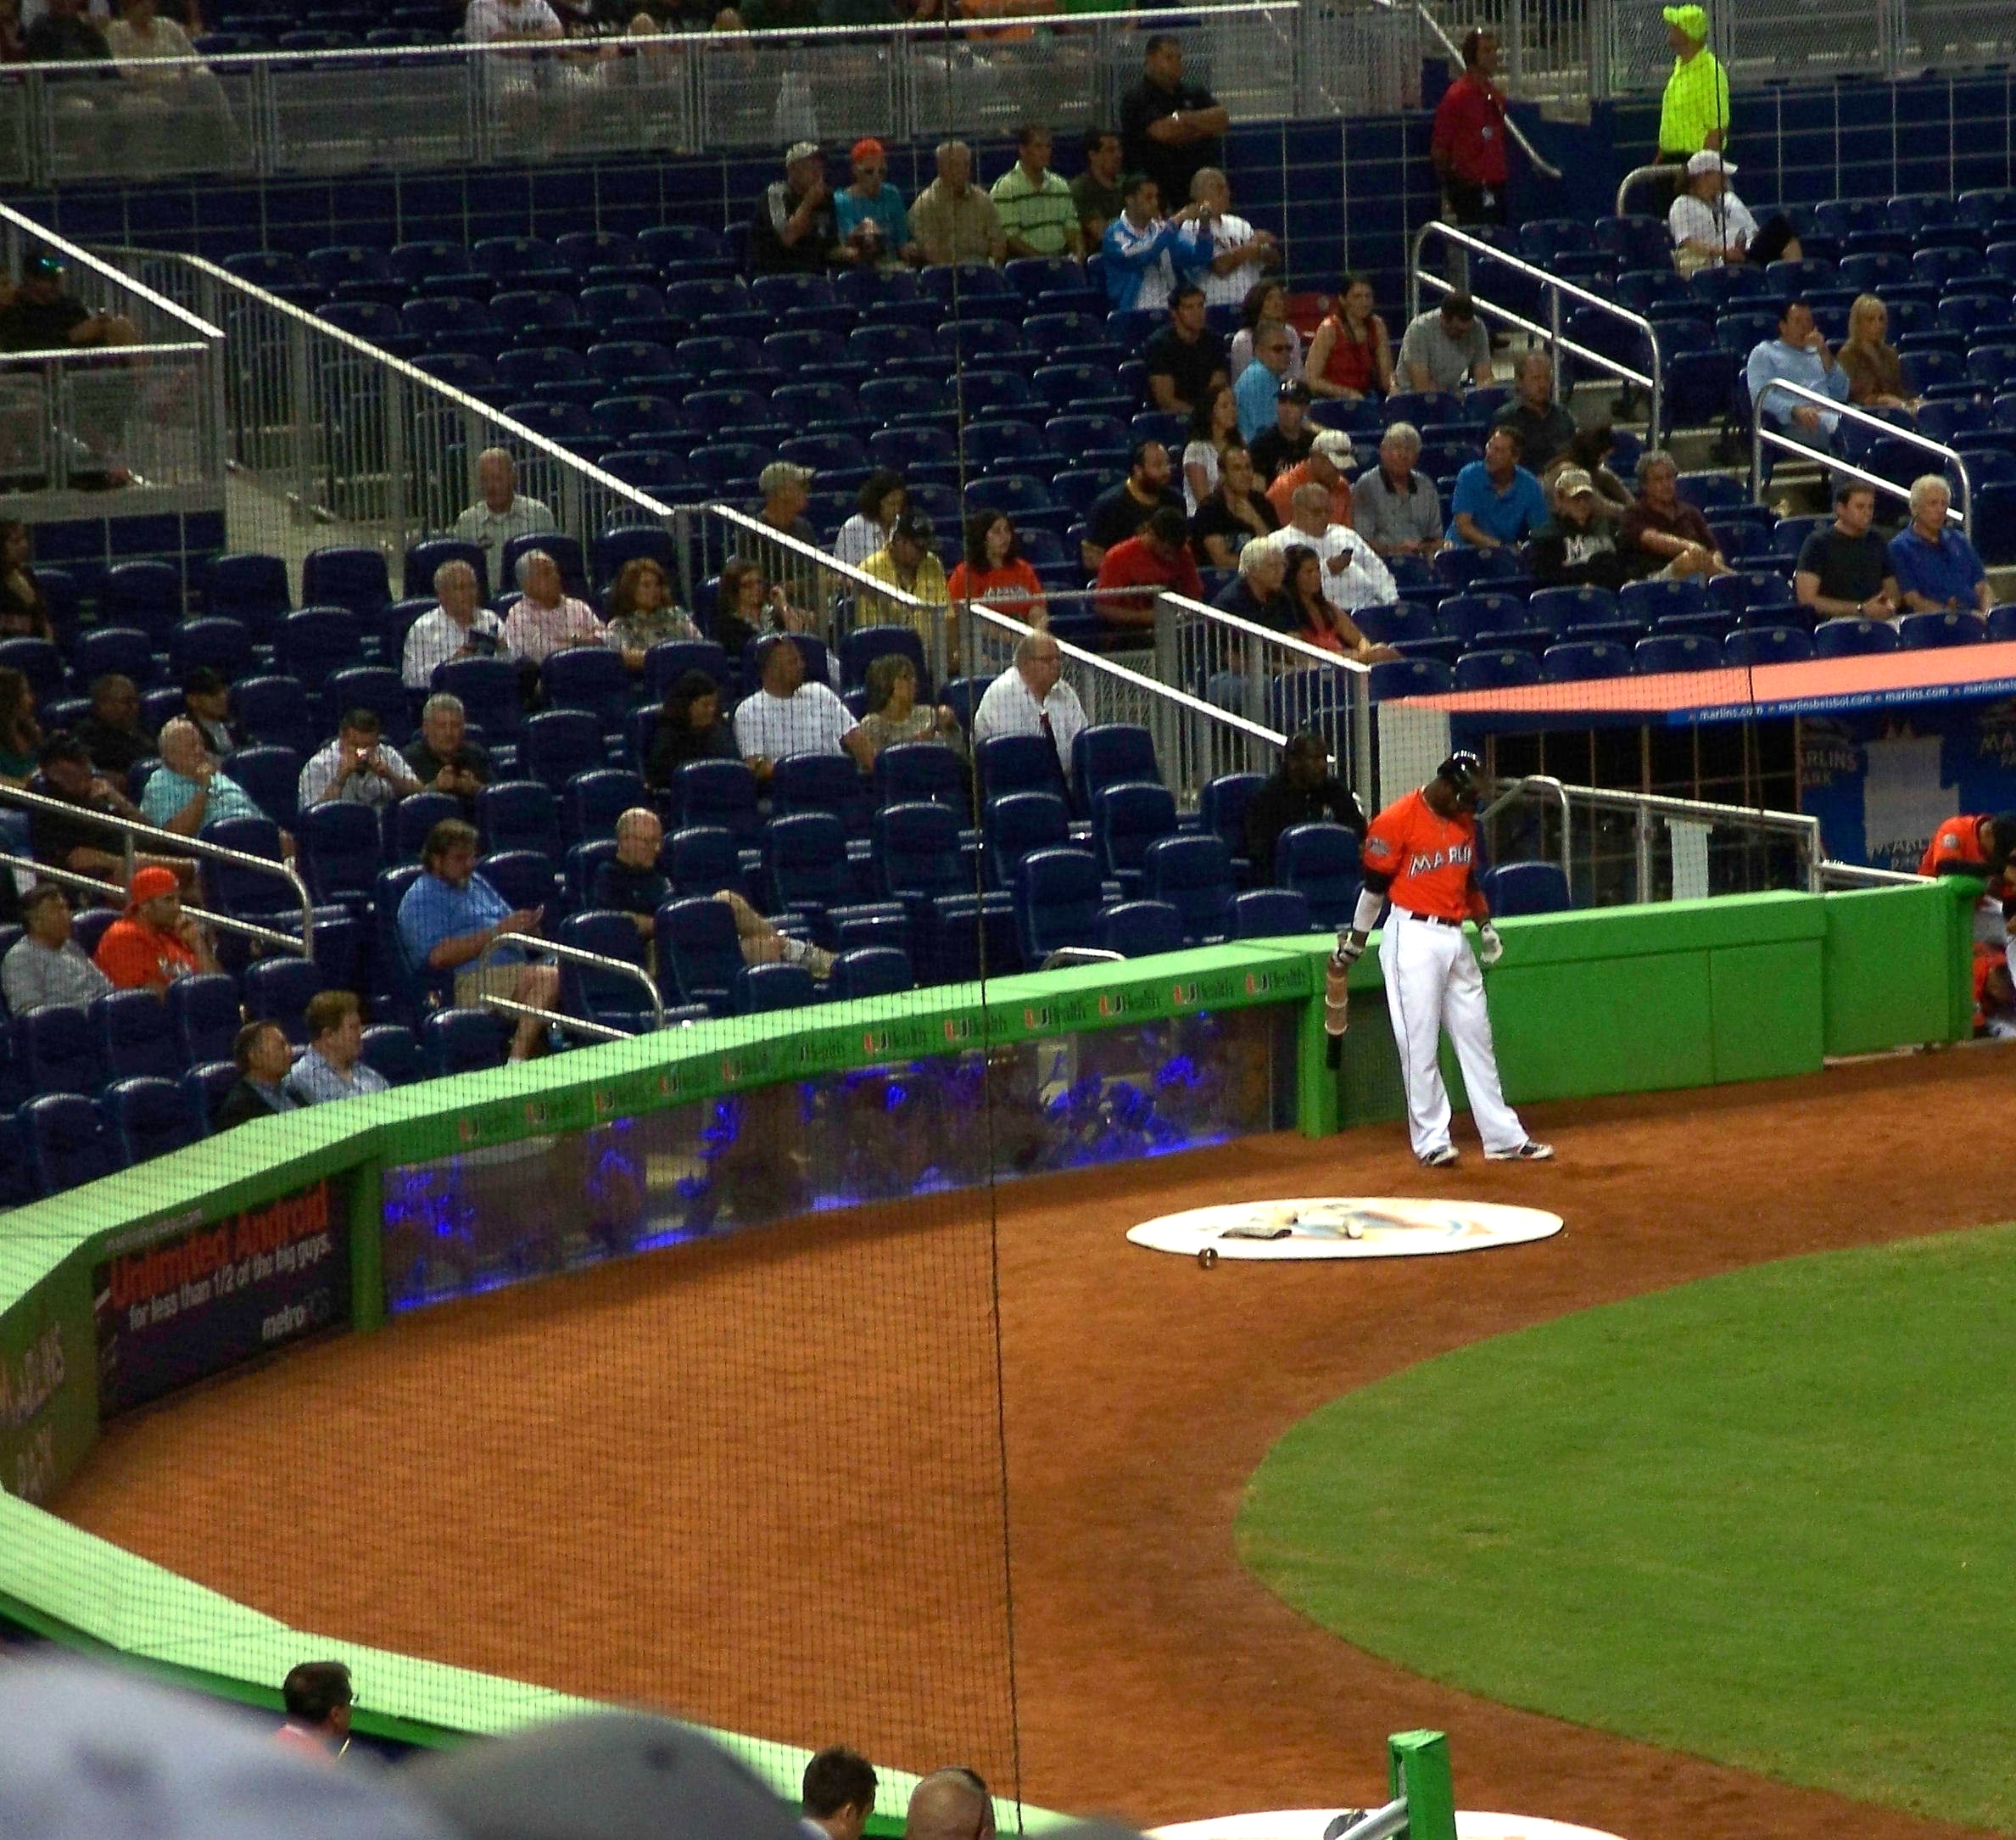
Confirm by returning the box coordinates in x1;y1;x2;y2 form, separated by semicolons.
1362;788;1488;923
1920;814;1997;881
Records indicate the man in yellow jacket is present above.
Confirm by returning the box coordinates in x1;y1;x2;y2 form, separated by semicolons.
857;512;954;663
1656;5;1728;202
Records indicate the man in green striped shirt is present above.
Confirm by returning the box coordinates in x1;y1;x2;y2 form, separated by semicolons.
990;124;1086;260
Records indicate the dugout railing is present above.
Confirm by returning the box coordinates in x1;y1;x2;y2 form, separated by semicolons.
1750;378;1974;534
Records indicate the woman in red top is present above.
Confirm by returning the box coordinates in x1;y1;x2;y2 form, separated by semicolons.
1305;274;1394;401
947;512;1047;628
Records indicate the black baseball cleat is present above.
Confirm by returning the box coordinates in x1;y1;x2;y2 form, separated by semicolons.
1485;1139;1555;1161
1419;1144;1460;1168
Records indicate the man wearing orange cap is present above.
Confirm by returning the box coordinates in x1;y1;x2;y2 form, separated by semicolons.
93;864;218;993
835;137;919;267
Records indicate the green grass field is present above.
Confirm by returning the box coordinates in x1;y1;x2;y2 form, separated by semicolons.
1237;1224;2016;1832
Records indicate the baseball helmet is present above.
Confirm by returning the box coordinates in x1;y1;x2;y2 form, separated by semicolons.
1437;750;1486;803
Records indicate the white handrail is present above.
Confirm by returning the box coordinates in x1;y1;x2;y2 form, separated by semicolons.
1408;220;1665;445
469;927;665;1032
0;849;308;955
1750;377;1972;534
0;201;221;343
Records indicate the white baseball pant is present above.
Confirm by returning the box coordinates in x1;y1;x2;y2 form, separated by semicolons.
1380;907;1527;1160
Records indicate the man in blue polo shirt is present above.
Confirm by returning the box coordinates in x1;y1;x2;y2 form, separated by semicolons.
1890;475;1995;616
1449;425;1548;549
397;816;559;1061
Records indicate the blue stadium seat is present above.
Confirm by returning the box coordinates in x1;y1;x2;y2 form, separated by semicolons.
764;810;852;916
566;768;646;843
1368;657;1455;700
422;1006;512;1077
1724;624;1814;667
1275;822;1360;926
1092;780;1177;898
476;849;561;914
1097;898;1185;958
297;804;386;911
103;1076;202;1165
874;800;966;899
1071;723;1158;812
276;607;366;693
476;780;562;859
1634;633;1718;673
242;956;333;1045
1977;483;2016;565
1541;640;1632;682
828;946;913;1000
300;546;391;621
983;790;1069;891
1813;616;1901;658
872;741;965;814
100;560;182;643
1897;610;1987;650
1142;833;1236;943
24;1093;118;1196
1200;771;1265;873
0;635;64;702
205;552;292;633
168;974;240;1069
92;987;182;1082
771;753;874;839
1227;886;1313;938
541;645;631;732
654;896;740;1013
522;709;604;793
840;624;930;695
434;657;523;741
555;909;654;1033
389;791;461;864
179;1060;239;1137
1481;861;1571;915
1013;846;1103;963
734;961;817;1014
1454;648;1542;691
976;732;1064;803
71;625;161;691
677;758;760;838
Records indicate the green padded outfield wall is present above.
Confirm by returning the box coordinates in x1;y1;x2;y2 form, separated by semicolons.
0;883;1975;1790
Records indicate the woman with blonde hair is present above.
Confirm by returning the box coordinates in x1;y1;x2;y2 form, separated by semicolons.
1837;294;1918;411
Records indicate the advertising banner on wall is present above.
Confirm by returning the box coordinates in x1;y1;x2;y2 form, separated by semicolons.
92;1178;352;1419
1801;702;2016;871
0;1263;96;1506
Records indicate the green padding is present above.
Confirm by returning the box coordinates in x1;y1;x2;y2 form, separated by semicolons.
1464;889;1828;966
1489;949;1717;1095
1822;880;1977;1056
1711;941;1824;1082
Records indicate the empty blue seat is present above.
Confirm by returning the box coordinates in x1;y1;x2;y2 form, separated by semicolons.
566;768;646;843
178;1060;237;1136
1541;640;1632;682
678;757;760;837
241;955;332;1045
1812;616;1900;658
771;752;873;838
300;545;391;620
828;946;913;1000
874;801;967;903
1142;832;1236;943
1275;823;1360;926
522;708;604;793
100;560;182;642
276;607;365;691
103;1074;202;1165
1072;722;1158;812
1368;657;1455;700
1097;898;1186;958
1634;633;1718;674
1480;860;1571;915
298;799;383;909
22;1003;109;1097
732;961;816;1014
984;790;1069;891
541;645;632;731
765;810;852;914
168;973;240;1068
422;1006;512;1077
1199;771;1265;868
1455;648;1543;691
434;657;523;739
872;741;966;814
1013;845;1103;963
1724;624;1814;667
1897;610;1987;650
92;988;182;1082
476;780;562;858
976;731;1064;802
23;1093;118;1196
1092;780;1176;896
1227;886;1313;938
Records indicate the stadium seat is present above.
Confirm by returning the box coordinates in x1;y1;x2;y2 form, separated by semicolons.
828;947;913;1000
1092;780;1178;898
100;560;182;642
26;1006;120;1098
300;546;392;621
389;791;461;864
1013;846;1103;963
677;758;761;838
103;1077;202;1166
477;850;561;914
566;769;647;843
1724;624;1814;667
873;741;966;814
520;709;605;794
770;753;874;840
242;956;333;1045
654;896;742;1015
1227;886;1313;938
1200;771;1266;873
1634;634;1718;674
169;974;241;1068
23;1093;118;1196
360;1023;424;1088
476;780;562;859
1275;822;1360;926
0;635;64;702
976;732;1065;803
299;802;383;910
434;657;524;740
1097;898;1185;958
1480;861;1571;915
1071;723;1159;812
1369;657;1455;700
556;909;655;1033
1455;648;1543;691
422;1006;513;1077
404;537;489;603
1897;610;1987;650
1813;617;1901;658
1142;833;1236;943
733;961;818;1014
92;988;183;1082
179;1061;238;1137
765;811;852;916
1541;640;1632;682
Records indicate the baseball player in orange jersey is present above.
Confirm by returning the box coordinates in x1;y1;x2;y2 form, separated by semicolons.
1332;752;1550;1168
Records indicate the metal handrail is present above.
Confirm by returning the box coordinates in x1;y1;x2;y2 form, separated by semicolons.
0;849;306;954
1751;377;1972;534
1410;3;1564;181
0;781;316;955
1332;1798;1410;1840
1821;859;1927;887
0;201;221;343
1409;221;1665;445
469;928;665;1032
1615;163;1673;217
1477;770;1574;881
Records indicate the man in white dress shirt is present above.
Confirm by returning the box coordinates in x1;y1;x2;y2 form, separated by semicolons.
451;449;556;591
1258;482;1399;615
500;551;605;666
970;629;1088;774
1189;167;1279;309
402;559;507;690
731;635;874;783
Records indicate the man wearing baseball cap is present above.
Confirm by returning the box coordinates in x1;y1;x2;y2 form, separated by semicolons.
834;137;919;266
1657;4;1728;198
750;141;851;274
0;252;137;355
1669;149;1801;272
1248;378;1315;486
1265;425;1356;528
93;864;218;992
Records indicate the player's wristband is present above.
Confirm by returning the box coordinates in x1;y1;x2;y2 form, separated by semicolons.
1349;886;1385;937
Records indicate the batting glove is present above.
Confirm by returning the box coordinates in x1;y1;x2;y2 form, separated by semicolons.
1476;921;1504;968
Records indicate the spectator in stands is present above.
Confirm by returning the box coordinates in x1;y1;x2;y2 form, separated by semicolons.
0;521;53;639
213;1019;299;1130
1493;350;1577;473
1619;449;1731;581
402;558;507;690
1304;274;1394;403
466;0;562;42
1892;475;1995;615
1227;280;1303;387
646;668;737;788
1120;32;1227;216
1450;426;1547;549
1248;378;1315;486
803;1747;879;1840
1398;291;1491;396
1431;29;1509;239
858;512;952;654
858;653;963;758
1543;423;1633;523
971;628;1086;771
1974;942;2016;1039
835;470;907;573
991;123;1084;260
25;732;163;881
1082;439;1182;573
180;666;243;757
2;882;111;1015
1190;443;1277;566
1070;126;1125;246
1667;151;1799;273
745;459;826;616
1746;298;1847;453
835;137;919;268
404;691;492;811
1262;484;1400;632
713;555;811;655
1351;422;1445;559
1264;426;1355;528
284;989;390;1105
299;707;424;813
910;140;1006;266
73;674;155;778
1530;467;1628;590
0;252;133;352
20;0;108;61
1094;503;1204;646
1189;168;1277;307
1246;730;1366;879
274;1660;355;1756
502;549;606;666
452;449;556;596
0;664;39;785
1213;539;1293;630
1101;174;1210;315
592;806;667;944
398;818;558;1061
1792;479;1899;619
1837;294;1918;412
752;142;852;274
603;556;698;669
142;717;282;844
105;0;201;75
1656;3;1728;187
947;510;1047;625
1233;318;1295;443
1146;282;1229;421
1181;383;1240;514
734;633;872;779
95;863;216;990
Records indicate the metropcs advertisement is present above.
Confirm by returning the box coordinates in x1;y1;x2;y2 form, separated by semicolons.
92;1177;352;1418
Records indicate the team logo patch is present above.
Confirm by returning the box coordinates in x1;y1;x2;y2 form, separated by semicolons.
1126;1196;1563;1261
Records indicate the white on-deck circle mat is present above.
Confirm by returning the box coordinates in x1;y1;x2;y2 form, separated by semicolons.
1126;1197;1564;1260
1152;1810;1624;1840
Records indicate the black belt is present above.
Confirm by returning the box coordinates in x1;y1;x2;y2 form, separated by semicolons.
1396;908;1460;928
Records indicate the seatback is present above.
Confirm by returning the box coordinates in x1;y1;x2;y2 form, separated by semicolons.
1275;822;1362;927
1142;833;1236;943
1092;780;1178;886
421;1007;512;1077
656;897;744;1013
1481;861;1572;916
984;790;1069;891
168;973;242;1067
25;1092;118;1195
242;956;334;1045
765;811;852;913
875;802;967;900
104;1076;200;1166
476;779;563;860
299;801;383;906
92;988;183;1082
1227;886;1314;938
1071;723;1159;811
1013;846;1103;963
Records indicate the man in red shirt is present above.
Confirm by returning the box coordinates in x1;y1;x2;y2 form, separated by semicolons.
93;864;218;992
1919;813;2016;888
1334;751;1551;1167
1092;505;1204;650
1431;30;1511;233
